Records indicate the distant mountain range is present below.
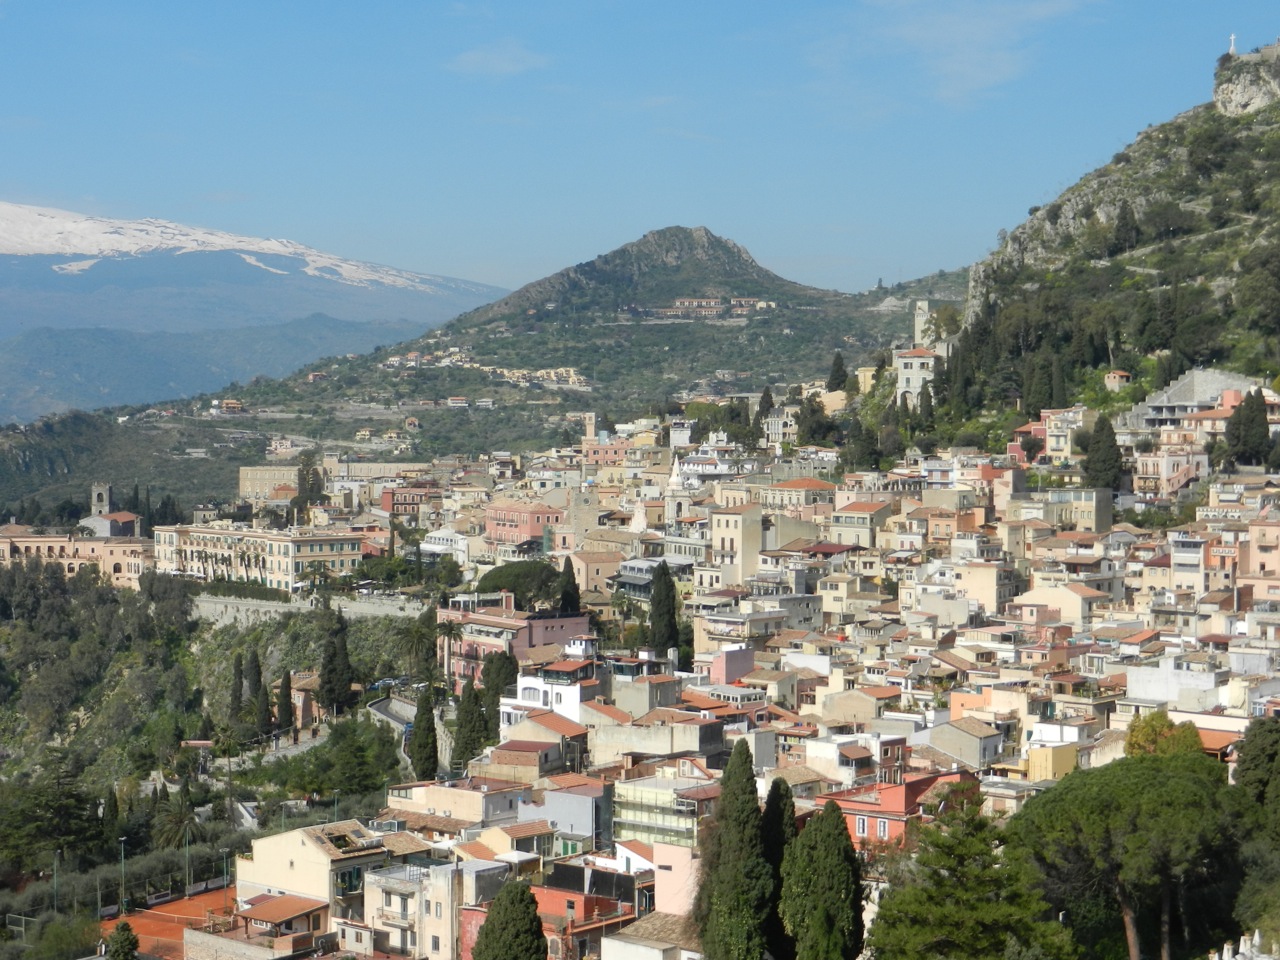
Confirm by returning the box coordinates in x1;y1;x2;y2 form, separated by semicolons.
0;202;506;420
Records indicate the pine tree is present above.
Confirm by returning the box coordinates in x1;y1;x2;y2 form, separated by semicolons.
761;778;798;960
697;740;773;960
106;921;139;960
1084;416;1123;491
277;670;294;731
472;881;546;960
452;679;486;773
558;557;581;615
245;648;262;703
229;653;244;722
874;785;1073;960
826;352;848;393
781;800;862;960
410;687;439;780
649;561;678;653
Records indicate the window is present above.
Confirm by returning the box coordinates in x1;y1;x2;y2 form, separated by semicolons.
435;902;442;919
384;892;392;908
431;936;440;953
855;816;867;837
877;818;889;840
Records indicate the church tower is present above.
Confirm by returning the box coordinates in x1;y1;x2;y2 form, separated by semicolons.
91;482;114;517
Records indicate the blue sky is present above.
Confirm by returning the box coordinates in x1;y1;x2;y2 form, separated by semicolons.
0;2;1275;293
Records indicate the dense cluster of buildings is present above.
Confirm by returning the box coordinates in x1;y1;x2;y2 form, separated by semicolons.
18;308;1280;960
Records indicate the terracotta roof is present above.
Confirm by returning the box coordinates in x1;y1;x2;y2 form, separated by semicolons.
582;699;632;724
501;819;555;839
379;808;473;835
238;894;327;925
522;709;589;738
618;911;703;953
771;478;837;490
1198;729;1243;752
948;716;1001;739
455;841;500;861
496;739;554;754
616;839;655;865
856;685;902;700
544;772;607;790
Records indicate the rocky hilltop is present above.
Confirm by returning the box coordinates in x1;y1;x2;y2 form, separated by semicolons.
1215;41;1280;116
964;41;1280;331
453;225;826;331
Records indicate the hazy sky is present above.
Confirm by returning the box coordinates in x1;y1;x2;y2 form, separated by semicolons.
0;2;1273;293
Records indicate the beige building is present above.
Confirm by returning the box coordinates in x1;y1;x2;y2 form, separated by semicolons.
153;522;364;593
0;527;152;589
235;820;432;926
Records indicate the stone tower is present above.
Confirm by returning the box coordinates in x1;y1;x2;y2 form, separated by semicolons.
91;482;114;517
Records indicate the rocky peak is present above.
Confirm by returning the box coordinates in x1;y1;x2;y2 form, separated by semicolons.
1214;44;1280;116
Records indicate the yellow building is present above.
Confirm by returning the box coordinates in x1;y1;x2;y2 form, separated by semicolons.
153;522;363;593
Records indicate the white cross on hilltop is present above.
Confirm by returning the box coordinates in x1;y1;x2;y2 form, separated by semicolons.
1230;33;1236;55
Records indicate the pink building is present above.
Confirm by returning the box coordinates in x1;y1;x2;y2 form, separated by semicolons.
437;594;591;693
483;499;565;552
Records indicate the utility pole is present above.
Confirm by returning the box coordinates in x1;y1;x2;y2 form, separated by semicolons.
220;848;230;916
118;837;127;912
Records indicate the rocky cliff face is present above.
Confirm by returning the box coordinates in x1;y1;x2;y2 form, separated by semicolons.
1214;49;1280;117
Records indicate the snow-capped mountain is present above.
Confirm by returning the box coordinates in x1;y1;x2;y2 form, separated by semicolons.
0;201;508;421
0;201;497;298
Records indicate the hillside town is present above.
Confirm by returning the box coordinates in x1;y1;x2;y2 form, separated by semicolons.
8;301;1280;960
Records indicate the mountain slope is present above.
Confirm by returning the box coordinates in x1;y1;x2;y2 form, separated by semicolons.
245;225;965;415
925;45;1280;449
0;202;508;419
0;315;425;423
453;225;827;329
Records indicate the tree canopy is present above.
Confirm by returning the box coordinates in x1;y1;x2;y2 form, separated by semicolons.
472;881;546;960
871;784;1072;960
697;740;773;960
1008;753;1233;960
409;687;438;781
781;799;863;960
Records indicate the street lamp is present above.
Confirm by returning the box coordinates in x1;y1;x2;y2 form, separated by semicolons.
220;847;230;916
118;837;126;912
52;849;60;914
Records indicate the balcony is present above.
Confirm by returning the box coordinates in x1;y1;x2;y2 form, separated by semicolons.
377;909;415;930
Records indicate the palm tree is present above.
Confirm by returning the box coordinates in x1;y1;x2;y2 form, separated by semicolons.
611;590;635;646
436;618;463;693
152;795;201;850
400;613;438;681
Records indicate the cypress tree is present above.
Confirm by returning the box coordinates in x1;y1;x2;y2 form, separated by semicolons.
472;881;546;960
255;682;272;737
697;740;773;960
410;688;439;780
479;651;519;741
102;788;120;848
245;648;262;703
781;800;863;960
917;382;934;428
1050;354;1067;409
229;653;244;722
451;678;486;773
1084;416;1123;491
761;777;798;960
277;670;294;731
826;352;848;392
558;557;581;615
649;561;678;653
